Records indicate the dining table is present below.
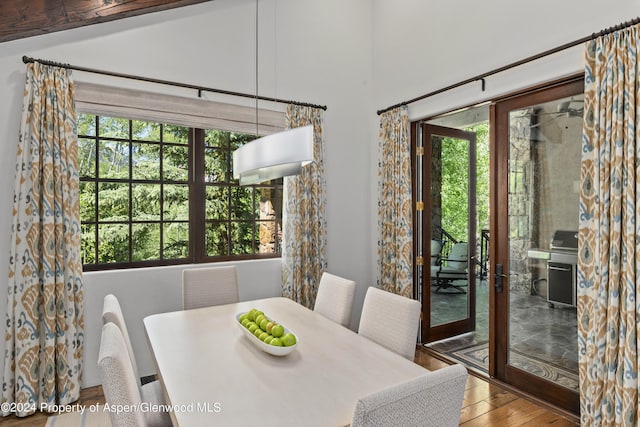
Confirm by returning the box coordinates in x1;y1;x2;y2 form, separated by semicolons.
144;296;429;426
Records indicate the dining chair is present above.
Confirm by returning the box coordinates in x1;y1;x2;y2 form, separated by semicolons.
102;294;166;409
98;322;173;427
182;265;239;310
350;364;468;427
358;287;421;360
102;294;141;383
314;272;356;327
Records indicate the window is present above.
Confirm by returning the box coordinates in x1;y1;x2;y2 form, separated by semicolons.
78;113;283;270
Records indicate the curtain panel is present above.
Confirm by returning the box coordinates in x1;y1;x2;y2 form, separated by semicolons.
377;106;413;297
2;63;84;417
578;24;640;427
281;105;327;309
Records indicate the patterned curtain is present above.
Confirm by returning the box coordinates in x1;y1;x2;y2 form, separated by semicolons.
578;24;640;427
2;63;84;417
281;105;327;309
377;106;413;297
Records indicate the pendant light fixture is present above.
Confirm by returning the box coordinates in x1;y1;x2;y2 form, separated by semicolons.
232;0;314;186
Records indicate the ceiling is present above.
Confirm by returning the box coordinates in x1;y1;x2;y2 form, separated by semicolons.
0;0;211;44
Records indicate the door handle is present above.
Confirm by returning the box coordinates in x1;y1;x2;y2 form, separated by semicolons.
494;263;506;293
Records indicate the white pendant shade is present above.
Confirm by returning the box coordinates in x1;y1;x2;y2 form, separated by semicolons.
233;125;314;185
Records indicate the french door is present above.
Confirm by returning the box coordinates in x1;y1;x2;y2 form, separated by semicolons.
491;78;583;413
415;123;477;343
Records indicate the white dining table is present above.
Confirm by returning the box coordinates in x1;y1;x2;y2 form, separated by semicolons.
144;297;429;426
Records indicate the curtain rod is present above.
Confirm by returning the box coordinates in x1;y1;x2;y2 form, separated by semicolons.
22;55;327;111
377;17;640;115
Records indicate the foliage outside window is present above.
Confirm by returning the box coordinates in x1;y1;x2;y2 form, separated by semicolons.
78;114;283;270
440;123;490;242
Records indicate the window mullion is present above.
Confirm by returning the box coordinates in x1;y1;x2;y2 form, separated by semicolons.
191;128;206;262
128;120;133;263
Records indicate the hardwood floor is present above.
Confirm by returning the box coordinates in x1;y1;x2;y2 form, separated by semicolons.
414;347;579;426
2;385;105;427
3;346;578;427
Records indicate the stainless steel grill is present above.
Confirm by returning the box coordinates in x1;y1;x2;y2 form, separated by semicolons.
547;230;578;308
527;230;578;307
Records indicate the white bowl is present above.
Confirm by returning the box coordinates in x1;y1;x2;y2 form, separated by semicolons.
235;312;298;356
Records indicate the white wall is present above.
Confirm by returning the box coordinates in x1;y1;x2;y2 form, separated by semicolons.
372;0;639;119
0;0;374;388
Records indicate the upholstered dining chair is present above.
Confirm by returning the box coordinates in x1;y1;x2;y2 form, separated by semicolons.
102;294;142;384
182;265;239;310
102;294;167;409
98;322;173;427
350;364;468;427
314;272;356;327
358;287;421;360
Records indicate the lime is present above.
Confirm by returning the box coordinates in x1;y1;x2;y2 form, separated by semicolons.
281;333;297;347
271;324;284;338
266;321;275;334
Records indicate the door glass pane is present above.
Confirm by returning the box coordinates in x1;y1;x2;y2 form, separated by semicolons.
430;134;471;326
507;94;582;391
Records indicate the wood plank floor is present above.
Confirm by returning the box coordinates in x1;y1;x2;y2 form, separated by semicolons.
3;346;578;426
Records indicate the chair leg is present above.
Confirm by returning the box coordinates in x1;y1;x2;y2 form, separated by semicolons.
434;278;467;294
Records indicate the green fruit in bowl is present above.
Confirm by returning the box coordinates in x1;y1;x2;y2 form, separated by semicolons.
239;313;249;323
264;336;274;344
270;338;283;347
259;318;269;330
253;311;264;321
265;321;275;333
255;314;266;325
259;332;269;341
248;323;259;333
281;333;297;347
271;324;284;338
247;309;258;321
241;318;251;328
253;328;264;338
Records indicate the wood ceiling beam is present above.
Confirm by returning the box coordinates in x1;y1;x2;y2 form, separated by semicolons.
0;0;212;43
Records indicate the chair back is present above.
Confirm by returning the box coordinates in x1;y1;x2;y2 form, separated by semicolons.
446;242;468;271
314;272;356;327
182;265;239;310
99;322;147;427
351;364;468;427
358;287;421;360
102;294;140;385
430;240;442;266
